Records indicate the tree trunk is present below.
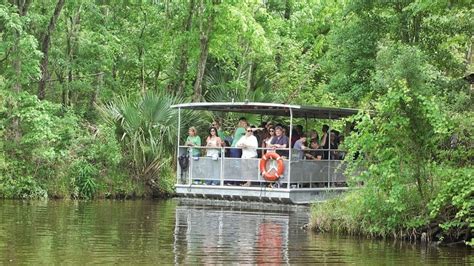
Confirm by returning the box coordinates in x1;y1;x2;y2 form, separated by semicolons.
246;61;253;96
138;8;148;95
63;6;82;107
173;0;195;96
192;0;217;102
90;72;103;108
38;0;65;100
192;31;210;102
284;0;292;20
17;0;32;16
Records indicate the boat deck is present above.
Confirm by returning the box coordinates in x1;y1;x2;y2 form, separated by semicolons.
176;149;349;204
175;185;348;204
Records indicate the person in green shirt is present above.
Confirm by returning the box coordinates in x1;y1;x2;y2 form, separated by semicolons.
185;126;201;157
229;117;247;158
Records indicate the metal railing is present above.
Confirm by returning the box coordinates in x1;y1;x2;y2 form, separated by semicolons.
176;145;347;189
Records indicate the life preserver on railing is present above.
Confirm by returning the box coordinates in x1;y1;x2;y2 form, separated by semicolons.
259;152;284;182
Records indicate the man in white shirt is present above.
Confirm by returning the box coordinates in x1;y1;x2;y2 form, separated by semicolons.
237;127;258;187
236;127;258;159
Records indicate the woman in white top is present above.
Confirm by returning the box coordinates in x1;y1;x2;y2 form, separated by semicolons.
262;126;275;153
236;127;258;159
206;127;222;158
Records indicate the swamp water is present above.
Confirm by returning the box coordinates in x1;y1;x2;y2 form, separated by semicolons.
0;199;472;264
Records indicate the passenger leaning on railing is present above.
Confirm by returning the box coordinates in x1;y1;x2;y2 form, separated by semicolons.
269;126;289;158
236;127;258;159
305;138;323;160
293;135;308;160
205;127;222;185
185;127;201;158
211;120;226;147
236;127;258;187
206;127;222;159
262;126;275;154
320;124;330;159
230;117;248;158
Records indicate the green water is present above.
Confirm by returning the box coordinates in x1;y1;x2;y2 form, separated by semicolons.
0;199;472;264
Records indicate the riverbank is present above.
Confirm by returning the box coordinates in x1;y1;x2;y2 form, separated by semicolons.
309;185;473;247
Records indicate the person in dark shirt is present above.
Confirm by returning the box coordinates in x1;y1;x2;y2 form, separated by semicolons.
269;126;289;158
329;132;339;160
320;124;330;159
305;139;323;160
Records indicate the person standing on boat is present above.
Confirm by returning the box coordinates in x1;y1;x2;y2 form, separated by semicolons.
185;127;201;157
269;126;289;158
205;127;222;185
237;127;258;187
262;126;275;153
230;117;247;158
320;124;330;159
206;127;222;159
236;127;258;159
211;120;226;146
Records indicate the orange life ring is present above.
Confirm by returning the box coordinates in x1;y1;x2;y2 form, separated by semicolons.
259;152;284;182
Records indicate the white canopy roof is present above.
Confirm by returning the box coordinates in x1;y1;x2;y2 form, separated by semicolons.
171;102;358;119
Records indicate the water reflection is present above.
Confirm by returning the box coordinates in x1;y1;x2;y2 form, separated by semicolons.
0;199;472;264
173;200;300;264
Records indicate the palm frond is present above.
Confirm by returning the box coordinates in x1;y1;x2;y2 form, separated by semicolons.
98;91;204;180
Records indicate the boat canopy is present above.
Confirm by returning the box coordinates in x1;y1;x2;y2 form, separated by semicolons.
171;102;358;119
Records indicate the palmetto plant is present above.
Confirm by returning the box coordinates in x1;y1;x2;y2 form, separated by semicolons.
98;91;200;181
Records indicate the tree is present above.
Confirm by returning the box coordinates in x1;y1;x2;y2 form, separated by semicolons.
37;0;65;100
192;0;219;102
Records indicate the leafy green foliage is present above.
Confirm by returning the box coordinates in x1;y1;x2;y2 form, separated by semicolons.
429;167;473;243
70;160;98;199
310;0;472;244
99;91;201;181
0;4;42;88
0;0;471;244
0;90;140;199
0;175;47;199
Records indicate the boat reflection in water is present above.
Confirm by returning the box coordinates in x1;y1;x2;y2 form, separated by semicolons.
172;199;309;264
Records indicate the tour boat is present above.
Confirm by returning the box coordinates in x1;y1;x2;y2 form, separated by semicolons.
172;102;358;204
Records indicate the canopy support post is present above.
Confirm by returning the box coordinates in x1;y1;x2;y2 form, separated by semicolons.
287;108;293;189
220;147;224;186
176;108;181;185
327;112;331;188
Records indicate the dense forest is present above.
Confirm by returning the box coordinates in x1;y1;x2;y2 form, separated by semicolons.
0;1;472;244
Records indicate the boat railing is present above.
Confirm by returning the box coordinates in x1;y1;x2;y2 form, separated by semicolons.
176;146;347;189
178;146;346;158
